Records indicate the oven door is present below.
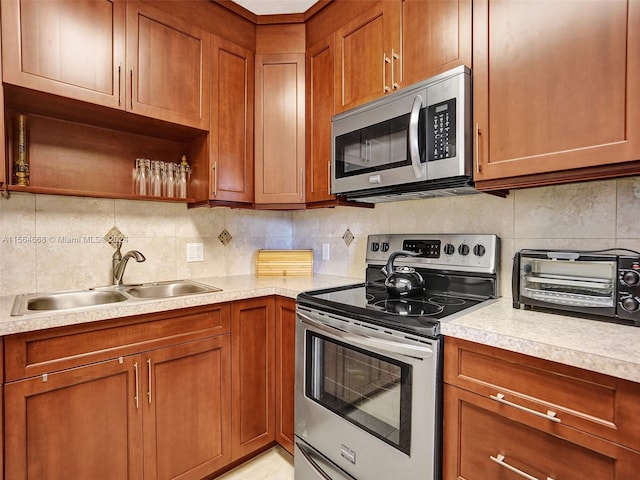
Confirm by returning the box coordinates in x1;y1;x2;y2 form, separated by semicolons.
295;307;441;480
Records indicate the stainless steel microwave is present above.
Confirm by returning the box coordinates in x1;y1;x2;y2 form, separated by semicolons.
331;65;473;203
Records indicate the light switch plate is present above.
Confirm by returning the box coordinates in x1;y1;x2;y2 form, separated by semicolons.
186;243;204;262
322;243;330;260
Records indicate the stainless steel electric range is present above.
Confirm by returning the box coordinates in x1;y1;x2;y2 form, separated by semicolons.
294;233;500;480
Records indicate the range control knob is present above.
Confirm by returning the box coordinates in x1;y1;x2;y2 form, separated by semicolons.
371;242;380;252
622;270;640;286
458;244;470;256
381;242;390;252
473;244;486;257
443;243;455;255
621;297;640;312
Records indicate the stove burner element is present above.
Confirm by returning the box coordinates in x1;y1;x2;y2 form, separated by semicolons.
372;299;445;316
428;296;465;306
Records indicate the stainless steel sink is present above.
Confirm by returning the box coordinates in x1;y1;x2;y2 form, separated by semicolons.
15;289;129;313
123;280;221;299
11;280;222;315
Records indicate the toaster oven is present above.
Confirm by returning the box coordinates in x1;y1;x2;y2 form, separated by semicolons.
512;249;640;326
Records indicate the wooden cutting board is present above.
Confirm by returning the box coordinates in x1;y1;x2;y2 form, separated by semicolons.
256;249;313;277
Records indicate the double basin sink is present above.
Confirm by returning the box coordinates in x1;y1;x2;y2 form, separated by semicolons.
11;280;222;316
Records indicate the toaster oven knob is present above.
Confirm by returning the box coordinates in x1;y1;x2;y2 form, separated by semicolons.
622;270;640;286
473;244;486;257
381;242;390;252
444;243;455;255
371;242;380;252
621;297;640;312
458;244;470;256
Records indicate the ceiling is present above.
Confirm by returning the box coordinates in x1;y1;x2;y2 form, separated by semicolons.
230;0;320;15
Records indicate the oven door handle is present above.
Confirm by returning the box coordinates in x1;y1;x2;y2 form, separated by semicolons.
298;312;434;360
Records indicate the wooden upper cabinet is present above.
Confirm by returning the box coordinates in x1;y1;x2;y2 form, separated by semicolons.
306;35;336;203
126;1;210;130
254;53;306;207
1;0;126;109
473;0;640;190
334;0;470;113
334;2;399;113
209;36;254;205
399;0;471;88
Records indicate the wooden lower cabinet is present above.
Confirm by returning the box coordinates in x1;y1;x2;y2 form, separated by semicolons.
443;338;640;480
4;336;231;480
275;297;296;454
143;336;231;480
231;297;276;460
5;356;144;480
444;385;639;480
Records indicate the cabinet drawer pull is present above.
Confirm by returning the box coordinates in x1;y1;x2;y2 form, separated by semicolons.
383;53;391;93
133;361;140;409
130;69;134;109
214;160;218;196
490;453;554;480
475;123;481;174
117;65;122;106
391;49;399;89
490;393;561;423
147;358;152;404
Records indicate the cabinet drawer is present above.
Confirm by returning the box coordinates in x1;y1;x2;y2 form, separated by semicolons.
443;385;639;480
5;303;230;381
444;337;640;451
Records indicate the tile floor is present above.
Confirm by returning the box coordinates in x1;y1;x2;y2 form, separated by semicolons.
215;447;294;480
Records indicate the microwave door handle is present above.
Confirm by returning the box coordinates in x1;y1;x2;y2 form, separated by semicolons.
298;312;433;359
408;94;425;178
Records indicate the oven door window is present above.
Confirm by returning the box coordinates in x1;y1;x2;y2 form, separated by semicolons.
334;109;425;178
305;331;412;455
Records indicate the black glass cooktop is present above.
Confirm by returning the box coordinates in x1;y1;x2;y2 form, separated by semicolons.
297;282;487;338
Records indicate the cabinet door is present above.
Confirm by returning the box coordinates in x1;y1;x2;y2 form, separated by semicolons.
255;53;306;206
443;385;639;480
126;1;210;130
1;0;126;109
473;0;640;189
334;2;400;113
275;297;296;454
210;36;254;204
306;35;336;204
399;0;471;88
4;356;143;480
231;297;276;459
143;336;232;480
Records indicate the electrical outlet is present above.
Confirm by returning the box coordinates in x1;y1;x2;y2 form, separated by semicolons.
186;243;204;262
322;243;330;260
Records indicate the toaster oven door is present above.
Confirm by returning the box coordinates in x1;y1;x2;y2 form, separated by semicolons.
517;252;617;313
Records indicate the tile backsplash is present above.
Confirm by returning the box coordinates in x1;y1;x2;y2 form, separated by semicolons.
2;177;640;297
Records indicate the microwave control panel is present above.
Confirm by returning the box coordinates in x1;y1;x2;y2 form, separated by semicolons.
427;98;456;161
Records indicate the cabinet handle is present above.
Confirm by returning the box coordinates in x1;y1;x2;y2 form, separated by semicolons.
133;362;140;409
146;358;152;404
490;393;561;423
130;69;134;109
327;160;332;195
117;65;122;106
383;53;391;93
299;167;304;200
490;454;554;480
391;49;399;89
475;123;482;174
212;161;217;197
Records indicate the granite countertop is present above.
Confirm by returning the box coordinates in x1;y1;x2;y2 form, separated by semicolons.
440;298;640;383
1;275;639;384
0;274;363;336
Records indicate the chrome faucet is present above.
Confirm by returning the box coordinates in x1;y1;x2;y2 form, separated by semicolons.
112;240;146;285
